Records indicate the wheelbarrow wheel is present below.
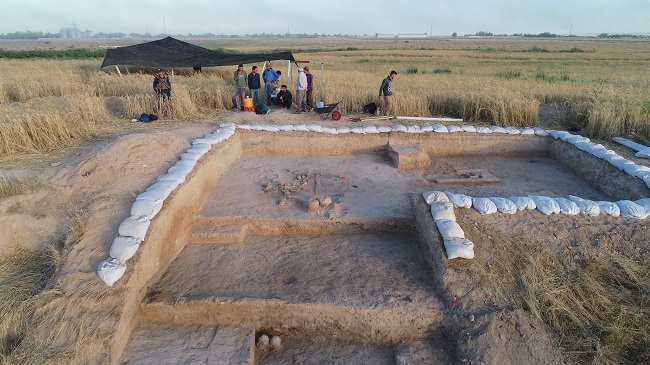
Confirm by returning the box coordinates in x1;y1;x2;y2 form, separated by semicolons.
332;111;341;120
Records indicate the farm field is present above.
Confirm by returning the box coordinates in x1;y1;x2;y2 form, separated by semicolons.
0;37;649;365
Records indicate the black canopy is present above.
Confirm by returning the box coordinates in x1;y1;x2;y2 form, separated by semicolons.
100;36;294;69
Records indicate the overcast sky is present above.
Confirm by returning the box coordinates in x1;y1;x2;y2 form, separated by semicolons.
2;0;648;36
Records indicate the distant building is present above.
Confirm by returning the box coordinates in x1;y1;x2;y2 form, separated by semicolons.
59;25;92;39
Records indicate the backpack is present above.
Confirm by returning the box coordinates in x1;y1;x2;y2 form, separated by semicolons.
363;102;378;115
139;113;150;122
255;104;270;115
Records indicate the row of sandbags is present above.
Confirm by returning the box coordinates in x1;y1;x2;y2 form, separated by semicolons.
423;191;475;260
425;191;650;219
97;124;237;286
237;123;550;136
547;130;650;189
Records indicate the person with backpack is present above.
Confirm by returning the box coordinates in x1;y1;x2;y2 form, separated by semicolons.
378;70;397;116
153;68;171;100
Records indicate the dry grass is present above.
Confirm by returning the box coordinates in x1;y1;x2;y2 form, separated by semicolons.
456;212;650;365
0;172;48;199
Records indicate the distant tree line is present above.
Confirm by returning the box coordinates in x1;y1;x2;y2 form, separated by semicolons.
0;31;58;39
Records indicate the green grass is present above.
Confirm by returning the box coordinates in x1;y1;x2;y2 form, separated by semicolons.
0;48;105;59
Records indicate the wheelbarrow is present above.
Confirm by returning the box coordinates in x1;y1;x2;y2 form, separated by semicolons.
314;101;342;120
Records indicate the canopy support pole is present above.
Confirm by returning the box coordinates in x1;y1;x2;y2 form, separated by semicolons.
114;66;122;76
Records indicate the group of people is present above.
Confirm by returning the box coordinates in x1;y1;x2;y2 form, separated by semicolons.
153;65;398;116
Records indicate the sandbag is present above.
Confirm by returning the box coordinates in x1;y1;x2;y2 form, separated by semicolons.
635;198;650;212
118;216;151;241
509;196;536;210
460;125;476;133
180;151;204;161
520;128;535;135
471;197;497;215
294;124;309;131
635;146;650;158
530;196;560;215
363;125;380;134
596;201;620;217
262;125;280;132
321;127;338;134
489;126;507;133
336;126;351;134
489;197;517;214
447;125;462;133
350;126;364;134
504;127;521;135
554;197;581;215
406;125;421;133
391;124;408;132
131;197;164;219
432;124;449;133
443;237;475;260
419;124;434;132
445;191;472;208
277;124;294;131
307;124;322;132
568;195;600;216
435;219;465;239
423;191;449;204
431;202;456;221
476;126;492;134
109;236;142;262
97;258;127;287
376;126;392;133
616;200;648;219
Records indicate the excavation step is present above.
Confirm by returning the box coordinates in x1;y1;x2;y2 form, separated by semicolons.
188;224;247;244
119;322;254;365
388;142;431;170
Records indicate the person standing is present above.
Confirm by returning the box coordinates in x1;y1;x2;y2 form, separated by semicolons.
262;62;280;105
153;68;171;100
248;65;261;107
232;64;248;111
304;66;314;110
378;70;397;116
294;67;308;114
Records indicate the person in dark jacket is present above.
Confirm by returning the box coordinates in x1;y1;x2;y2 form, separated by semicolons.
248;65;261;107
277;85;293;109
304;66;314;109
153;68;171;100
378;70;397;116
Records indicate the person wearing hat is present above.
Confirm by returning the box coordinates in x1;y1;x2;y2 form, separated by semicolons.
232;64;248;111
153;68;171;100
294;67;308;114
262;61;280;105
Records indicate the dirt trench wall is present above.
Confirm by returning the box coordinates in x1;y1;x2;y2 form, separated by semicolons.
549;139;650;200
110;135;243;364
238;131;551;157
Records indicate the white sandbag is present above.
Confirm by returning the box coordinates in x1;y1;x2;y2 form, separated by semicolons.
509;196;536;210
321;127;338;134
306;124;322;132
432;124;449;133
489;197;517;214
219;122;236;128
597;201;620;217
180;151;204;161
144;180;181;199
293;124;309;131
635;198;650;212
376;126;392;133
131;197;164;219
97;258;127;287
623;163;650;178
635;146;650;158
391;124;408;132
188;143;211;154
431;202;456;221
504;127;521;135
572;141;595;153
249;124;265;131
419;124;434;132
533;128;549;136
237;124;252;130
277;124;294;131
336;126;351;134
350;126;365;134
404;125;417;133
530;196;561;215
262;125;280;132
447;125;462;133
554;197;581;215
520;128;535;135
362;125;380;134
118;216;151;241
471;197;498;215
423;191;449;204
476;126;492;134
445;191;472;208
435;219;465;239
548;130;570;140
192;138;218;145
443;237;475;260
156;170;187;184
489;126;508;133
168;164;194;175
568;195;601;217
460;125;477;133
566;135;590;144
616;200;648;219
109;236;142;262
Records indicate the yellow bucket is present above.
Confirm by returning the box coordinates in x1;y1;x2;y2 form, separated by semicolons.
243;97;253;109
